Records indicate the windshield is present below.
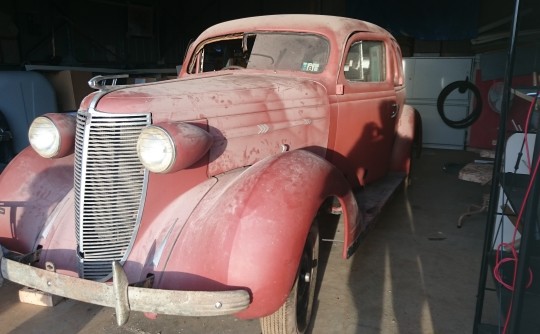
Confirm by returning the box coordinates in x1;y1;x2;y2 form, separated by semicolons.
189;32;330;74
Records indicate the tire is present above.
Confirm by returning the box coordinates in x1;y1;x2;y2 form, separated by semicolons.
406;108;423;188
436;80;482;129
413;108;423;159
260;222;319;334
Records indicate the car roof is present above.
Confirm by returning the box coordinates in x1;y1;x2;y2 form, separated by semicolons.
196;14;391;43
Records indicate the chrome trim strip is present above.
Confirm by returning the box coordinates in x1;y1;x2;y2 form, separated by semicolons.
88;83;128;113
77;111;92;255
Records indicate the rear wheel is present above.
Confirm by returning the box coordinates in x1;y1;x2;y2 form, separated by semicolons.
406;108;423;187
260;222;319;334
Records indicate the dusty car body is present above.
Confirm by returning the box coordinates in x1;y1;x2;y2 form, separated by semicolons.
0;14;420;333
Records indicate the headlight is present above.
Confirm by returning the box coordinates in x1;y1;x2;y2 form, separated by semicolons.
28;116;61;158
137;122;213;174
28;113;76;159
137;126;175;173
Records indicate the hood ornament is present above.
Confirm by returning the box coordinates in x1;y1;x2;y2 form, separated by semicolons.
88;74;129;91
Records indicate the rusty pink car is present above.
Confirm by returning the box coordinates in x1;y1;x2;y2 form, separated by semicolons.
0;14;420;333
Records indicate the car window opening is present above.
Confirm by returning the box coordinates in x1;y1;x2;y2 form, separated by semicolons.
191;33;330;74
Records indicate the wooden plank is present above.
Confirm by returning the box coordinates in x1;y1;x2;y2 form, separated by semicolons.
18;287;63;307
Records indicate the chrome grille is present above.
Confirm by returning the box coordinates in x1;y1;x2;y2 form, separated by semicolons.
75;110;150;281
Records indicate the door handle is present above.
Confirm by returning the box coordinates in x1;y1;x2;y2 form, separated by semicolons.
391;103;399;118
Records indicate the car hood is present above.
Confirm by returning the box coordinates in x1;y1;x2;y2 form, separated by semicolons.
81;72;331;176
83;72;329;123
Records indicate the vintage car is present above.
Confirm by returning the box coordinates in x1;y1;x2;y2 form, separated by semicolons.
0;14;420;333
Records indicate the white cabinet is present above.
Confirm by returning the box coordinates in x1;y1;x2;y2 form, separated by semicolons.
404;57;475;149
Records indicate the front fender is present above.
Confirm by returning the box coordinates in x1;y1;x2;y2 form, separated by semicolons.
153;149;357;319
0;147;73;254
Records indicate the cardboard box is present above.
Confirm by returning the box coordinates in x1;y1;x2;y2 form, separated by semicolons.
44;71;94;111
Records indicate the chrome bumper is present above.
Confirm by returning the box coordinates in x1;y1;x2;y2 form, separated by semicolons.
0;251;250;325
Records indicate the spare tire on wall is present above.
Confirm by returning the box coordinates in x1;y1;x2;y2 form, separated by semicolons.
437;80;483;129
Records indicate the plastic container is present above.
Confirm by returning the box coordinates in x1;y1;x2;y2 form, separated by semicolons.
0;71;57;153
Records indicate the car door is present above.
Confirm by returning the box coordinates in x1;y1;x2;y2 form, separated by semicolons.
332;33;398;187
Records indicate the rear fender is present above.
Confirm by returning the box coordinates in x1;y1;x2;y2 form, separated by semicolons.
153;150;358;319
0;147;73;254
390;104;422;174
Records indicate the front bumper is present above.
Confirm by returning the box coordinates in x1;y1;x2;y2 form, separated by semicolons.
0;250;250;325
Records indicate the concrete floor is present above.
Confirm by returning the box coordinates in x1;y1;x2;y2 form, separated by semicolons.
0;149;490;333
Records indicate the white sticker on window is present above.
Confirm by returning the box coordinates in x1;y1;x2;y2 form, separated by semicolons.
302;62;320;72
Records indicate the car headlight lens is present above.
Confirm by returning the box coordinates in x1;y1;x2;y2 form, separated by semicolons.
28;116;61;158
137;126;175;173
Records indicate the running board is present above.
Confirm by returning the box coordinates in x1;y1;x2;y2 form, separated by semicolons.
356;172;406;226
346;173;406;258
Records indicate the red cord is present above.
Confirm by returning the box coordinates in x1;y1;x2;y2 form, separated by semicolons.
493;91;539;333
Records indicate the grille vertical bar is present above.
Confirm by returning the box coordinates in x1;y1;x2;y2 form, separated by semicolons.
75;111;150;281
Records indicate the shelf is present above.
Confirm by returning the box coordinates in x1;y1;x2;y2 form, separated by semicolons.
24;64;178;74
473;3;540;333
512;87;539;103
500;172;530;211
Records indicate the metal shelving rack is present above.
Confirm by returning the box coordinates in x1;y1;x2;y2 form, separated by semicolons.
473;0;540;332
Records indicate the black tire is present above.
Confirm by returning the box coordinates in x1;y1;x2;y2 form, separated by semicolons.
406;108;423;188
437;80;482;129
260;222;319;334
413;108;423;159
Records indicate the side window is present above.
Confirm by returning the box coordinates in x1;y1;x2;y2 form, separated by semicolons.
201;39;245;72
344;41;385;82
391;41;404;86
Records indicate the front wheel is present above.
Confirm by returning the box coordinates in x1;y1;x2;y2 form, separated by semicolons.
260;221;319;334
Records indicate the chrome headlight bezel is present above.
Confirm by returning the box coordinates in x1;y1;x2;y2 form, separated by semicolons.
137;122;213;174
28;116;61;158
136;125;176;173
28;113;76;159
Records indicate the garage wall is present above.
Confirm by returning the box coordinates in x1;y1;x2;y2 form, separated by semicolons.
0;0;347;69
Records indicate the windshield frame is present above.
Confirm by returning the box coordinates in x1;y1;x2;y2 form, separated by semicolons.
187;31;331;75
